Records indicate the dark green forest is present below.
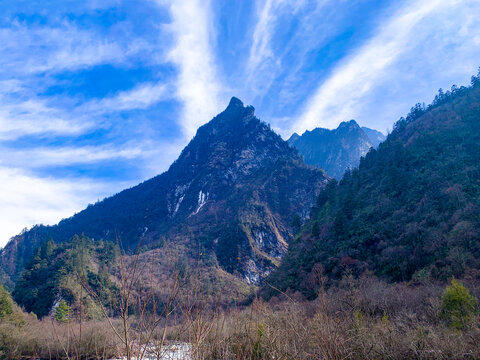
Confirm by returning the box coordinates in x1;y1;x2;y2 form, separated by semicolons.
12;235;118;318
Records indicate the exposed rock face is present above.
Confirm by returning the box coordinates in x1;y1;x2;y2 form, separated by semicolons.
288;120;385;179
0;97;328;287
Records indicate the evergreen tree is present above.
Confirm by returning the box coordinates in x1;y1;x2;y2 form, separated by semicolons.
54;299;71;322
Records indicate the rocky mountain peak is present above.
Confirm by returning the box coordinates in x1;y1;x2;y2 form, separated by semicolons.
0;97;327;290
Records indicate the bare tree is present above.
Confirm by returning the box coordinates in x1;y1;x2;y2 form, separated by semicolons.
77;236;182;360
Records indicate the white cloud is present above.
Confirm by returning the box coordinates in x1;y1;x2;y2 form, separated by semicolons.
0;79;171;140
0;166;118;248
82;82;170;114
0;22;143;76
0;97;92;140
292;0;480;133
246;0;331;96
247;0;278;74
0;7;178;247
162;0;225;139
247;0;314;71
246;0;289;95
0;144;147;168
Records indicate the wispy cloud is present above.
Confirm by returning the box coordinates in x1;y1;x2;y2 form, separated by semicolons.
0;79;171;140
247;0;278;75
0;22;147;76
0;97;92;140
292;0;480;133
246;0;288;95
246;0;330;97
0;4;175;247
0;144;148;168
82;82;170;113
162;0;225;139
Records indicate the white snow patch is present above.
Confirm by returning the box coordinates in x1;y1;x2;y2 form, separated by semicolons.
175;183;191;197
194;191;208;214
173;195;184;216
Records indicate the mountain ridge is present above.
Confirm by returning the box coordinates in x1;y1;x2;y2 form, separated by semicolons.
0;97;328;289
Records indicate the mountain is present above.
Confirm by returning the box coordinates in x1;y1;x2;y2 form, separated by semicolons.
0;97;328;290
361;126;386;147
288;120;383;179
263;79;480;299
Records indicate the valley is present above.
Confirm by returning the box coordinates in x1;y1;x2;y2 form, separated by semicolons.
1;67;479;360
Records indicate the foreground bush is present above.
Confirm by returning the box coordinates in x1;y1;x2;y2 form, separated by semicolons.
440;278;479;329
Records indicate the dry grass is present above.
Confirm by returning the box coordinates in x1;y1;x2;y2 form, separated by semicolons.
1;275;479;359
190;276;480;360
0;317;118;359
190;300;480;360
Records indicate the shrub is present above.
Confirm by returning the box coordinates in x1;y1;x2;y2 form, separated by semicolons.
440;278;479;329
0;286;13;319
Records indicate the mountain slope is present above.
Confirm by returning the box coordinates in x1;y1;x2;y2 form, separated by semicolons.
0;97;328;288
361;126;386;147
265;80;480;299
288;120;383;179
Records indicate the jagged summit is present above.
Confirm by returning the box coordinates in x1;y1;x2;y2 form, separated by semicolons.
226;96;244;109
223;96;255;117
288;132;300;143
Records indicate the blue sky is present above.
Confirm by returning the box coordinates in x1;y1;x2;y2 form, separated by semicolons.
1;0;479;246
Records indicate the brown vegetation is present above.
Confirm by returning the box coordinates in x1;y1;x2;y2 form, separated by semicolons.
2;267;480;359
190;275;480;360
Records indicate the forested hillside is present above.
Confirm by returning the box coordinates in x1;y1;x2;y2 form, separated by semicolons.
264;74;480;299
12;235;118;318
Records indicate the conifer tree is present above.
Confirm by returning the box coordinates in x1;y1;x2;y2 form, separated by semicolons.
54;299;71;323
